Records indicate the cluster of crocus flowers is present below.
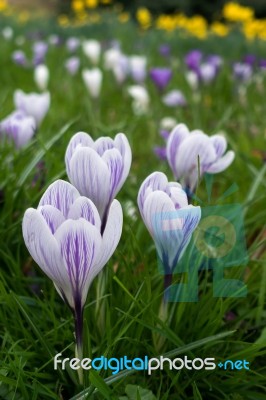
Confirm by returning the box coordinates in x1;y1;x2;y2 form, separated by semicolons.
22;130;131;377
138;172;201;299
0;90;50;148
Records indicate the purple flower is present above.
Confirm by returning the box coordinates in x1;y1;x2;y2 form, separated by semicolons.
166;124;235;192
22;179;122;350
233;63;252;82
65;57;80;75
243;54;256;66
153;146;167;160
12;50;27;66
138;172;201;295
207;55;223;71
162;90;186;107
259;59;266;70
32;41;48;65
65;132;132;226
14;90;50;126
0;110;36;148
66;37;80;53
185;50;202;71
150;68;172;91
198;63;217;84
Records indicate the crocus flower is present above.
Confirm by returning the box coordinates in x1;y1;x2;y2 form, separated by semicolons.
162;90;187;107
129;55;147;83
66;37;80;53
2;26;13;40
82;68;103;98
159;44;171;58
207;55;223;71
150;68;172;91
14;90;50;126
127;85;149;115
138;172;201;296
166;124;235;192
0;110;36;148
198;63;217;84
185;50;202;71
185;71;199;91
34;64;49;91
112;54;129;84
32;41;48;65
12;50;27;66
49;34;61;46
82;39;101;64
233;63;252;82
65;57;80;76
22;179;122;353
65;132;131;228
103;48;121;70
154;118;177;161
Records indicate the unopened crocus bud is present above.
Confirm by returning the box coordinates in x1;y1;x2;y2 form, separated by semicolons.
129;55;147;83
162;90;186;107
82;39;101;64
65;57;80;75
12;50;27;66
150;68;172;91
14;90;50;126
128;85;149;115
82;68;103;98
34;64;49;91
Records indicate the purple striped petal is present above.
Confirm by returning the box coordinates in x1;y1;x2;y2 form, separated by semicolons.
137;172;168;217
54;219;102;307
39;205;65;234
102;148;123;198
166;124;189;177
93;137;115;156
67;147;110;219
68;196;101;230
114;133;132;184
22;209;70;296
210;135;227;158
206;150;235;174
38;180;80;217
167;185;188;209
93;199;123;279
65;131;94;176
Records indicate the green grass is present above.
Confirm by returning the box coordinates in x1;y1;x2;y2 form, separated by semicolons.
0;15;265;400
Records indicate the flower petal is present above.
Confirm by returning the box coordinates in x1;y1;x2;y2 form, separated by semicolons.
210;135;227;158
93;199;123;279
166;124;189;177
38;180;80;218
54;219;102;307
114;133;132;185
102;148;123;198
137;172;168;217
22;209;70;297
67;147;110;218
68;196;101;231
205;150;235;173
93;137;115;156
65;131;94;176
38;205;65;233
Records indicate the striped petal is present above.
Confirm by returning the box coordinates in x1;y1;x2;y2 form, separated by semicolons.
38;205;65;234
102;148;123;198
114;133;132;184
137;172;168;217
67;147;110;219
166;124;189;178
68;196;101;231
210;135;227;158
65;131;94;176
38;180;80;218
206;150;235;174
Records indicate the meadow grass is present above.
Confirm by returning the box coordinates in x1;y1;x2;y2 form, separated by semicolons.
0;16;265;400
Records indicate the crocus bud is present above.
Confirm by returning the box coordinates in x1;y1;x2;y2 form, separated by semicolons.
32;41;48;65
66;37;80;53
129;55;147;83
166;124;235;192
22;179;123;349
82;68;103;98
149;67;172;91
185;71;199;91
65;57;80;75
0;110;36;148
82;39;101;64
104;47;121;70
12;50;27;66
127;85;149;115
14;90;50;126
34;64;49;91
162;90;187;107
198;63;217;84
138;172;201;294
65;132;132;227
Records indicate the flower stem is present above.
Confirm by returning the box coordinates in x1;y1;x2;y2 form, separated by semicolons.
74;305;84;385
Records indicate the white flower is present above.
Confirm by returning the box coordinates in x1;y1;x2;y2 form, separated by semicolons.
34;64;49;91
128;85;149;115
82;68;103;98
82;40;101;64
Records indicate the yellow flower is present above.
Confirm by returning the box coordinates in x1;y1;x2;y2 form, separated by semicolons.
156;15;176;32
85;0;98;9
211;22;230;37
0;0;7;12
58;14;70;27
72;0;85;13
136;7;152;29
101;0;112;4
223;2;254;23
118;12;130;24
